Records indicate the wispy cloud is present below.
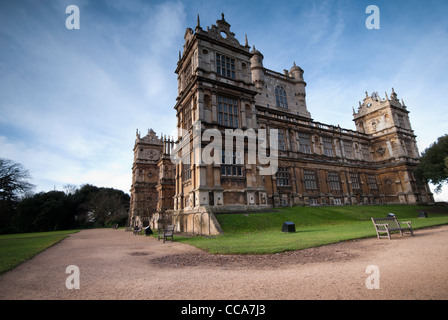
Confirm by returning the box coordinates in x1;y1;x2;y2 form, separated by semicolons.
0;0;186;193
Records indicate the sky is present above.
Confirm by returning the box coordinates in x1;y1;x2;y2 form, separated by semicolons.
1;0;447;201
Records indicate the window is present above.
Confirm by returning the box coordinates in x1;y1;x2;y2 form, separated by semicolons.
218;96;239;128
405;140;414;157
221;150;243;177
328;172;341;191
275;85;288;108
182;154;191;181
304;170;318;190
182;61;192;85
333;198;342;205
397;114;406;128
350;173;361;190
367;175;378;190
216;53;235;79
298;132;311;154
344;141;353;159
361;144;370;160
276;167;290;186
277;129;286;151
308;198;319;206
183;106;192;129
322;137;334;157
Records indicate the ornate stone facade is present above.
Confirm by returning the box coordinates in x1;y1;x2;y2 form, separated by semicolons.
129;14;433;234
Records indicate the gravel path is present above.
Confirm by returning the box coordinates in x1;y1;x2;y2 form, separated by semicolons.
0;225;447;300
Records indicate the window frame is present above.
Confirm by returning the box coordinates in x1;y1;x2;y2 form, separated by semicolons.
322;136;334;157
349;172;361;190
275;85;288;109
218;95;239;128
216;53;236;79
221;150;243;177
277;129;286;151
328;171;341;191
182;154;191;181
367;174;378;190
343;141;354;159
304;170;318;190
298;132;312;154
276;167;290;186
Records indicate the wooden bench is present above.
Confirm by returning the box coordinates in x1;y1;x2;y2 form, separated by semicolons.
133;226;142;235
158;225;174;243
371;216;414;240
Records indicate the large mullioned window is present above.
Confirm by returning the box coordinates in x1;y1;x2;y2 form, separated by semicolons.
221;150;243;177
322;137;334;157
304;170;318;190
216;53;235;79
328;171;341;190
350;173;361;190
218;96;239;128
298;132;311;154
275;85;288;109
276;167;290;186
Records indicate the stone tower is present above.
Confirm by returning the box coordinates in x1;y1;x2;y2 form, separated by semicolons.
129;129;175;227
129;129;162;227
353;89;430;203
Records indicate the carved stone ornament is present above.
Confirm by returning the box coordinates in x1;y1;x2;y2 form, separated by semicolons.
146;149;160;160
376;146;385;155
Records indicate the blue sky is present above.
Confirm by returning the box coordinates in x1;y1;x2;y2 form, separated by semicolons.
1;0;447;200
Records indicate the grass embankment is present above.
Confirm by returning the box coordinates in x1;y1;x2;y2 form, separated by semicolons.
175;205;448;255
0;230;79;275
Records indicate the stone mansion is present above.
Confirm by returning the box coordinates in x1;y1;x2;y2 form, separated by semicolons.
128;14;433;234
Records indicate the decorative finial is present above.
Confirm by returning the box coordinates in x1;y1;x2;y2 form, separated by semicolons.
178;50;181;61
245;34;248;47
197;14;200;28
385;92;389;100
221;12;225;20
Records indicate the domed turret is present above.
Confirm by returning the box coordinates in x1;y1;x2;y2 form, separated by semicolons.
250;46;264;88
289;62;304;81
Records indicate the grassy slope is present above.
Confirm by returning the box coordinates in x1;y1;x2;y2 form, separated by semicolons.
176;205;448;254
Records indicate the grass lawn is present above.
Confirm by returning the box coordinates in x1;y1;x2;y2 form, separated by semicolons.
0;230;79;275
175;205;448;254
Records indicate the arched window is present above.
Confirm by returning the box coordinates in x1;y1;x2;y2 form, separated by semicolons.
275;85;288;108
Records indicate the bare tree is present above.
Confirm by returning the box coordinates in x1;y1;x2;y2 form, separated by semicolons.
0;158;34;230
0;158;34;202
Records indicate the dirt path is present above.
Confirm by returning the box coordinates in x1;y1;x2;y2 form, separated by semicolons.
0;225;447;300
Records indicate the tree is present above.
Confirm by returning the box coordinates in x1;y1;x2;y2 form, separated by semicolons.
15;191;77;232
73;184;130;227
416;134;448;193
0;158;34;202
0;159;34;231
